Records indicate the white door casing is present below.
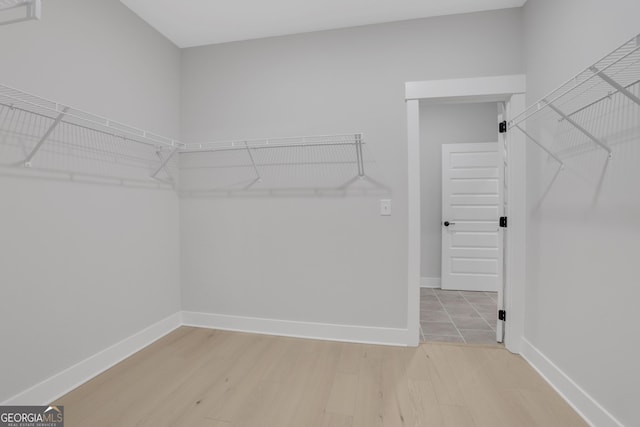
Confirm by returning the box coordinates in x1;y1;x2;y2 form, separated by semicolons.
441;142;504;296
405;75;526;352
497;102;508;342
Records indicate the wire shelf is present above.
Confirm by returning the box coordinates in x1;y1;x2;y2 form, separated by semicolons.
0;85;185;149
0;0;40;25
0;83;384;192
0;0;27;8
0;84;182;185
181;134;361;153
508;33;640;162
178;133;388;196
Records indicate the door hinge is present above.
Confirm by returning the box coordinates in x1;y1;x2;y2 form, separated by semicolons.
499;120;507;133
499;216;508;228
498;310;506;321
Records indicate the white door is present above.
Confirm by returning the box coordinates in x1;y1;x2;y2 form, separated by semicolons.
441;142;504;296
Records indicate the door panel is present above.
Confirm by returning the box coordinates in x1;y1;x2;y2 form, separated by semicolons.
450;195;499;205
451;206;500;220
451;232;499;248
450;179;499;194
442;142;503;293
450;151;499;168
449;168;499;179
451;258;498;274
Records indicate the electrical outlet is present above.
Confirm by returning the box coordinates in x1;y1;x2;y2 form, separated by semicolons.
380;199;391;216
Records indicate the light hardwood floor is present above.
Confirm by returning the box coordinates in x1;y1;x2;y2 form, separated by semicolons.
54;327;587;427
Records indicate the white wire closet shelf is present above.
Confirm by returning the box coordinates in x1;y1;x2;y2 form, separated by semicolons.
0;84;185;185
178;133;387;196
181;134;366;177
0;0;40;25
0;83;382;193
508;33;640;165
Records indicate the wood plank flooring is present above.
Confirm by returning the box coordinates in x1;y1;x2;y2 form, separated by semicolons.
54;327;587;427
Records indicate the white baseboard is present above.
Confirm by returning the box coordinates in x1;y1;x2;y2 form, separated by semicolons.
520;338;623;427
420;277;441;288
182;311;408;347
2;311;408;405
2;312;183;406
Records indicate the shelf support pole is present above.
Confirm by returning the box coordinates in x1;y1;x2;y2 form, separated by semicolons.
513;125;564;168
355;133;365;177
151;147;178;180
244;142;261;182
544;99;612;158
590;66;640;107
24;106;68;167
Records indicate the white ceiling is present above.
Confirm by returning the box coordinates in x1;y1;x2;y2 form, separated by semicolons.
120;0;527;48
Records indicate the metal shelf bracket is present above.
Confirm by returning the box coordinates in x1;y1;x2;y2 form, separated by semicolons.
590;66;640;107
244;141;262;183
543;99;612;159
151;147;178;181
513;124;564;168
24;106;69;167
355;133;365;178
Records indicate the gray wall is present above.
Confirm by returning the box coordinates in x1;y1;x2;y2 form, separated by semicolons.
523;0;640;425
0;0;182;402
180;10;524;328
419;102;499;279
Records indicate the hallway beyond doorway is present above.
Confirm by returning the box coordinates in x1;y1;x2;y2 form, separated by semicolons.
420;288;498;345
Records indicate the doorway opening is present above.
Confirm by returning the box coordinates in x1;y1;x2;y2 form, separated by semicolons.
419;102;503;344
405;76;526;353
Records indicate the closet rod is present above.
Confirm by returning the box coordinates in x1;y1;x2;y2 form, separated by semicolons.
181;141;364;154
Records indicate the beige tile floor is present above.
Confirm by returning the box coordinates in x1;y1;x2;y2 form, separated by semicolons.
420;288;499;345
